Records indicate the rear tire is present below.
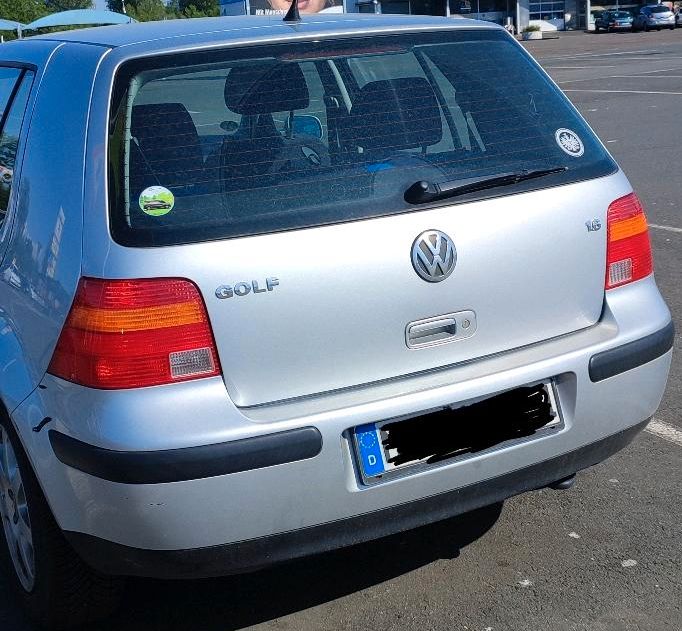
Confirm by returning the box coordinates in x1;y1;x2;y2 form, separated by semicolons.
0;415;123;629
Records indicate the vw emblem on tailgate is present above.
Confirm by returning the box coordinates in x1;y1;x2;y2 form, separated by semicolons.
411;230;457;283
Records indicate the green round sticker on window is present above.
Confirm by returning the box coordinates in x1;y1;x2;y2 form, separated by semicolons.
139;186;174;216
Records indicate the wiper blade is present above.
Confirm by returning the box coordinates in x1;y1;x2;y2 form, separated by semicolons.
404;167;568;205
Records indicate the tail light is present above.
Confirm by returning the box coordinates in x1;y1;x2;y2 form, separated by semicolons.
605;193;653;290
48;278;221;389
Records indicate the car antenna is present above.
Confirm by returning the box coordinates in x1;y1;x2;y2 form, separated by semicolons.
283;0;301;23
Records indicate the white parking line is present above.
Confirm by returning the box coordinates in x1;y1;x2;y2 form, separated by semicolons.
615;75;682;79
650;223;682;234
542;49;661;60
621;56;682;61
637;66;682;74
548;65;619;69
563;89;682;95
561;75;682;84
645;419;682;447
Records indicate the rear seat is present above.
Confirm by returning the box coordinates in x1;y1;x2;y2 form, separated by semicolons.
130;102;213;201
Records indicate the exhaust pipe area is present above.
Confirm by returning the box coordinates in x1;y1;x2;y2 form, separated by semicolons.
548;474;576;490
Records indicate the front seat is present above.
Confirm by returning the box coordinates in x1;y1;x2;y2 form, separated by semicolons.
219;61;321;215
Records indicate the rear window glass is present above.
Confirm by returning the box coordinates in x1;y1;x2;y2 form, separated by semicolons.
651;6;670;12
613;11;630;17
108;30;617;247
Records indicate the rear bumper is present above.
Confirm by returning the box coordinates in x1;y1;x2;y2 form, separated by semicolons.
46;320;674;485
10;276;673;560
63;418;648;579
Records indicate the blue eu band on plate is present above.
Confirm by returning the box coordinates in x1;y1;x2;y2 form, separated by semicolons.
354;423;386;477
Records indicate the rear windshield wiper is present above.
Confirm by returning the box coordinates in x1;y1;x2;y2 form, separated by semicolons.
404;167;568;205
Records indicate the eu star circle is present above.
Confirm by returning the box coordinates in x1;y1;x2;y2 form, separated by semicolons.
358;431;377;449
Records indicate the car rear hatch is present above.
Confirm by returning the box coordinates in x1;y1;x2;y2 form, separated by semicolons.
107;28;618;407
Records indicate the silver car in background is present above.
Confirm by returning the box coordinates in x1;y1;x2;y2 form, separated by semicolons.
633;5;676;30
0;14;673;629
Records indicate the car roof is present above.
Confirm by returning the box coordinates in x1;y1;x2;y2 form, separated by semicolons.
24;14;499;49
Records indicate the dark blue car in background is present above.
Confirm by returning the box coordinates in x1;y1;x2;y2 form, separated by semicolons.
595;10;634;32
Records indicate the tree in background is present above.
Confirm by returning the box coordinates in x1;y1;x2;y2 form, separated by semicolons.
108;0;183;20
0;0;218;26
127;0;166;20
0;0;49;23
178;0;219;17
45;0;93;10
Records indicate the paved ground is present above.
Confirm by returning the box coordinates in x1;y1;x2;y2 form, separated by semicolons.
1;29;680;631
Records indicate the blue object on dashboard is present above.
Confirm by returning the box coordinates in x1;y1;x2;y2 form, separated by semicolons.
366;162;393;173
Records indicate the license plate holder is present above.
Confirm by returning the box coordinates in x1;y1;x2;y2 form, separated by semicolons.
353;381;562;484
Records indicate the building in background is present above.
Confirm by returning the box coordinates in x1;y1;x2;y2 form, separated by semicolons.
220;0;679;34
219;0;342;13
352;0;589;30
220;0;248;14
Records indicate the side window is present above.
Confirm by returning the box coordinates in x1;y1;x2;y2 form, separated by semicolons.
0;69;34;230
421;55;472;152
0;68;22;115
271;62;329;143
347;52;426;88
299;62;328;141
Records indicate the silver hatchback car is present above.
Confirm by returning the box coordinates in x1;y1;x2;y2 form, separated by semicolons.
0;14;673;629
632;5;677;30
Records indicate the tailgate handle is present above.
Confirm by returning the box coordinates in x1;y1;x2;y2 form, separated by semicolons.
405;311;477;349
407;318;457;346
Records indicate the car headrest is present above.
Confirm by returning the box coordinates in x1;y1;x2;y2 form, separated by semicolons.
347;78;443;153
131;102;201;144
224;62;309;115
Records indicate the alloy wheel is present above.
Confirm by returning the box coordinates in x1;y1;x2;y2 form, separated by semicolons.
0;426;35;591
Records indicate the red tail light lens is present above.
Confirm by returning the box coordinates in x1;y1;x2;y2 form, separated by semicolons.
605;193;653;290
48;278;221;389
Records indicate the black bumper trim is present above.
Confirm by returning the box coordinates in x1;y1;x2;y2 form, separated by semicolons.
49;426;323;484
589;320;675;382
63;419;649;579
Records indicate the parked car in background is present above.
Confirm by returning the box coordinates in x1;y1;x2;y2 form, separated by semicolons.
632;5;676;30
0;13;674;630
595;10;634;31
676;8;682;26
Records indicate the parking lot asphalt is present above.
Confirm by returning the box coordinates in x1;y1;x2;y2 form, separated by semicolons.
0;29;680;631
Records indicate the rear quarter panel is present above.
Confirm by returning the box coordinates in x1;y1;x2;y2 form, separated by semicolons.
0;42;108;414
